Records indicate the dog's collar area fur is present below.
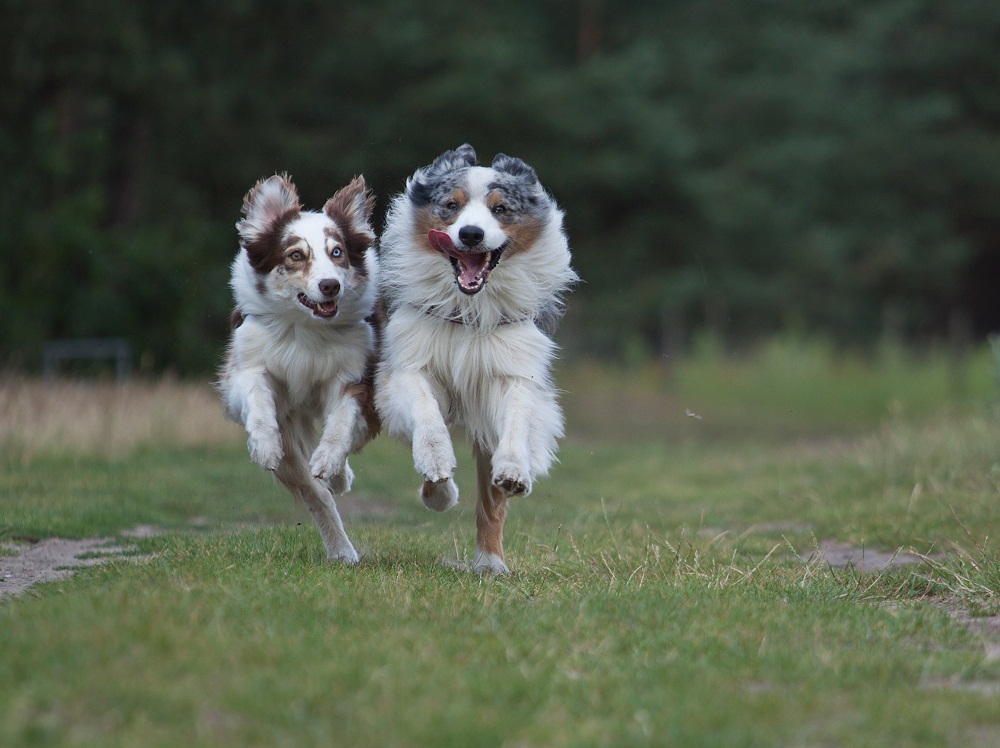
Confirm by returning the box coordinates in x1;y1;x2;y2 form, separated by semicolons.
417;304;532;327
232;309;377;330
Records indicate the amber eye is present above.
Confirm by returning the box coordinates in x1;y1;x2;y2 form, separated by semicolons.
289;250;305;261
444;200;459;212
492;204;509;215
331;247;342;258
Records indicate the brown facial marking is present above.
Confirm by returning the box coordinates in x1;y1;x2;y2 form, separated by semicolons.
413;188;472;252
324;176;376;271
500;214;544;259
323;226;352;272
282;239;312;275
485;189;544;257
342;228;371;272
485;191;509;217
239;173;302;274
446;188;469;216
330;224;368;269
244;209;300;274
413;205;443;255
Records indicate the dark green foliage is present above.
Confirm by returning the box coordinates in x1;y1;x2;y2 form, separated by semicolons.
1;0;998;371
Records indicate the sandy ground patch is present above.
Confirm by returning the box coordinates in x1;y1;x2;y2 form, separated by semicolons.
0;496;400;599
0;536;140;598
813;540;924;571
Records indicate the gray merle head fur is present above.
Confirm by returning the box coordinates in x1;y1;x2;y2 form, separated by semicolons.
487;153;548;217
407;145;549;218
407;144;479;207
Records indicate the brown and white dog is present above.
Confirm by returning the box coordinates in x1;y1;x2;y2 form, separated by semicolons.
376;145;577;573
219;174;380;563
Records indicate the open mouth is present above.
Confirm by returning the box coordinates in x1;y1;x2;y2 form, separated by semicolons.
297;293;338;318
428;229;504;295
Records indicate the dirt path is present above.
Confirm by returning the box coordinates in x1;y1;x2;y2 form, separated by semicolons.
814;540;924;570
0;536;140;599
0;500;397;600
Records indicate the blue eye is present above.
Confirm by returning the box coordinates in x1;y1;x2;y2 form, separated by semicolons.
332;247;342;257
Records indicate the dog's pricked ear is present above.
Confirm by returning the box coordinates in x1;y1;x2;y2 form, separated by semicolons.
324;176;376;242
492;153;538;183
238;173;301;245
451;143;479;167
237;174;302;273
407;144;479;206
425;144;479;175
327;176;376;266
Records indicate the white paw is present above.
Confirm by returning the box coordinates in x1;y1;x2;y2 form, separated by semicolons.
247;430;282;471
329;543;360;565
310;442;348;482
420;477;459;512
412;430;456;483
327;462;355;495
472;548;510;575
492;463;531;497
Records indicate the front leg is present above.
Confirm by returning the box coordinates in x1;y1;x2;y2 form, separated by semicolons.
377;368;459;511
326;460;354;496
310;389;367;486
490;380;536;497
228;367;283;471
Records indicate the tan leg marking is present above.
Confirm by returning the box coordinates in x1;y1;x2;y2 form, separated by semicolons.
474;443;508;561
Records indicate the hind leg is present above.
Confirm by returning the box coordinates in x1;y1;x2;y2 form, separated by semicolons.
278;463;359;563
275;434;358;563
472;443;510;574
305;487;360;563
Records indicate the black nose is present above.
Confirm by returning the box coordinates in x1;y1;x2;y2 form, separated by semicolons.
318;278;341;298
458;225;485;247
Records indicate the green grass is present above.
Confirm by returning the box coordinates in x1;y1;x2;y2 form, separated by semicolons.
2;344;1000;746
563;335;998;441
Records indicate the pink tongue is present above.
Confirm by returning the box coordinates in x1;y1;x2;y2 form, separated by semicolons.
428;229;455;254
457;254;488;286
428;229;488;287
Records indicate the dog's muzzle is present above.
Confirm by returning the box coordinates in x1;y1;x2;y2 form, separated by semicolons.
428;229;504;295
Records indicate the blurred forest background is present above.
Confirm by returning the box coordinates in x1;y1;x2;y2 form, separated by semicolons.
1;0;998;374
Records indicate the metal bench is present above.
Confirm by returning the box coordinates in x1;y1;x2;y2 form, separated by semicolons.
42;338;132;381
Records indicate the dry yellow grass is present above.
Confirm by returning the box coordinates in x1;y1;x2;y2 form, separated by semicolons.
0;377;243;458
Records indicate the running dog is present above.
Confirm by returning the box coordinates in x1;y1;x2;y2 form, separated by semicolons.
220;174;380;563
376;144;577;573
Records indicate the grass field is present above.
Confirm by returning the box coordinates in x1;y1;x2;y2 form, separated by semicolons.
2;341;1000;746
